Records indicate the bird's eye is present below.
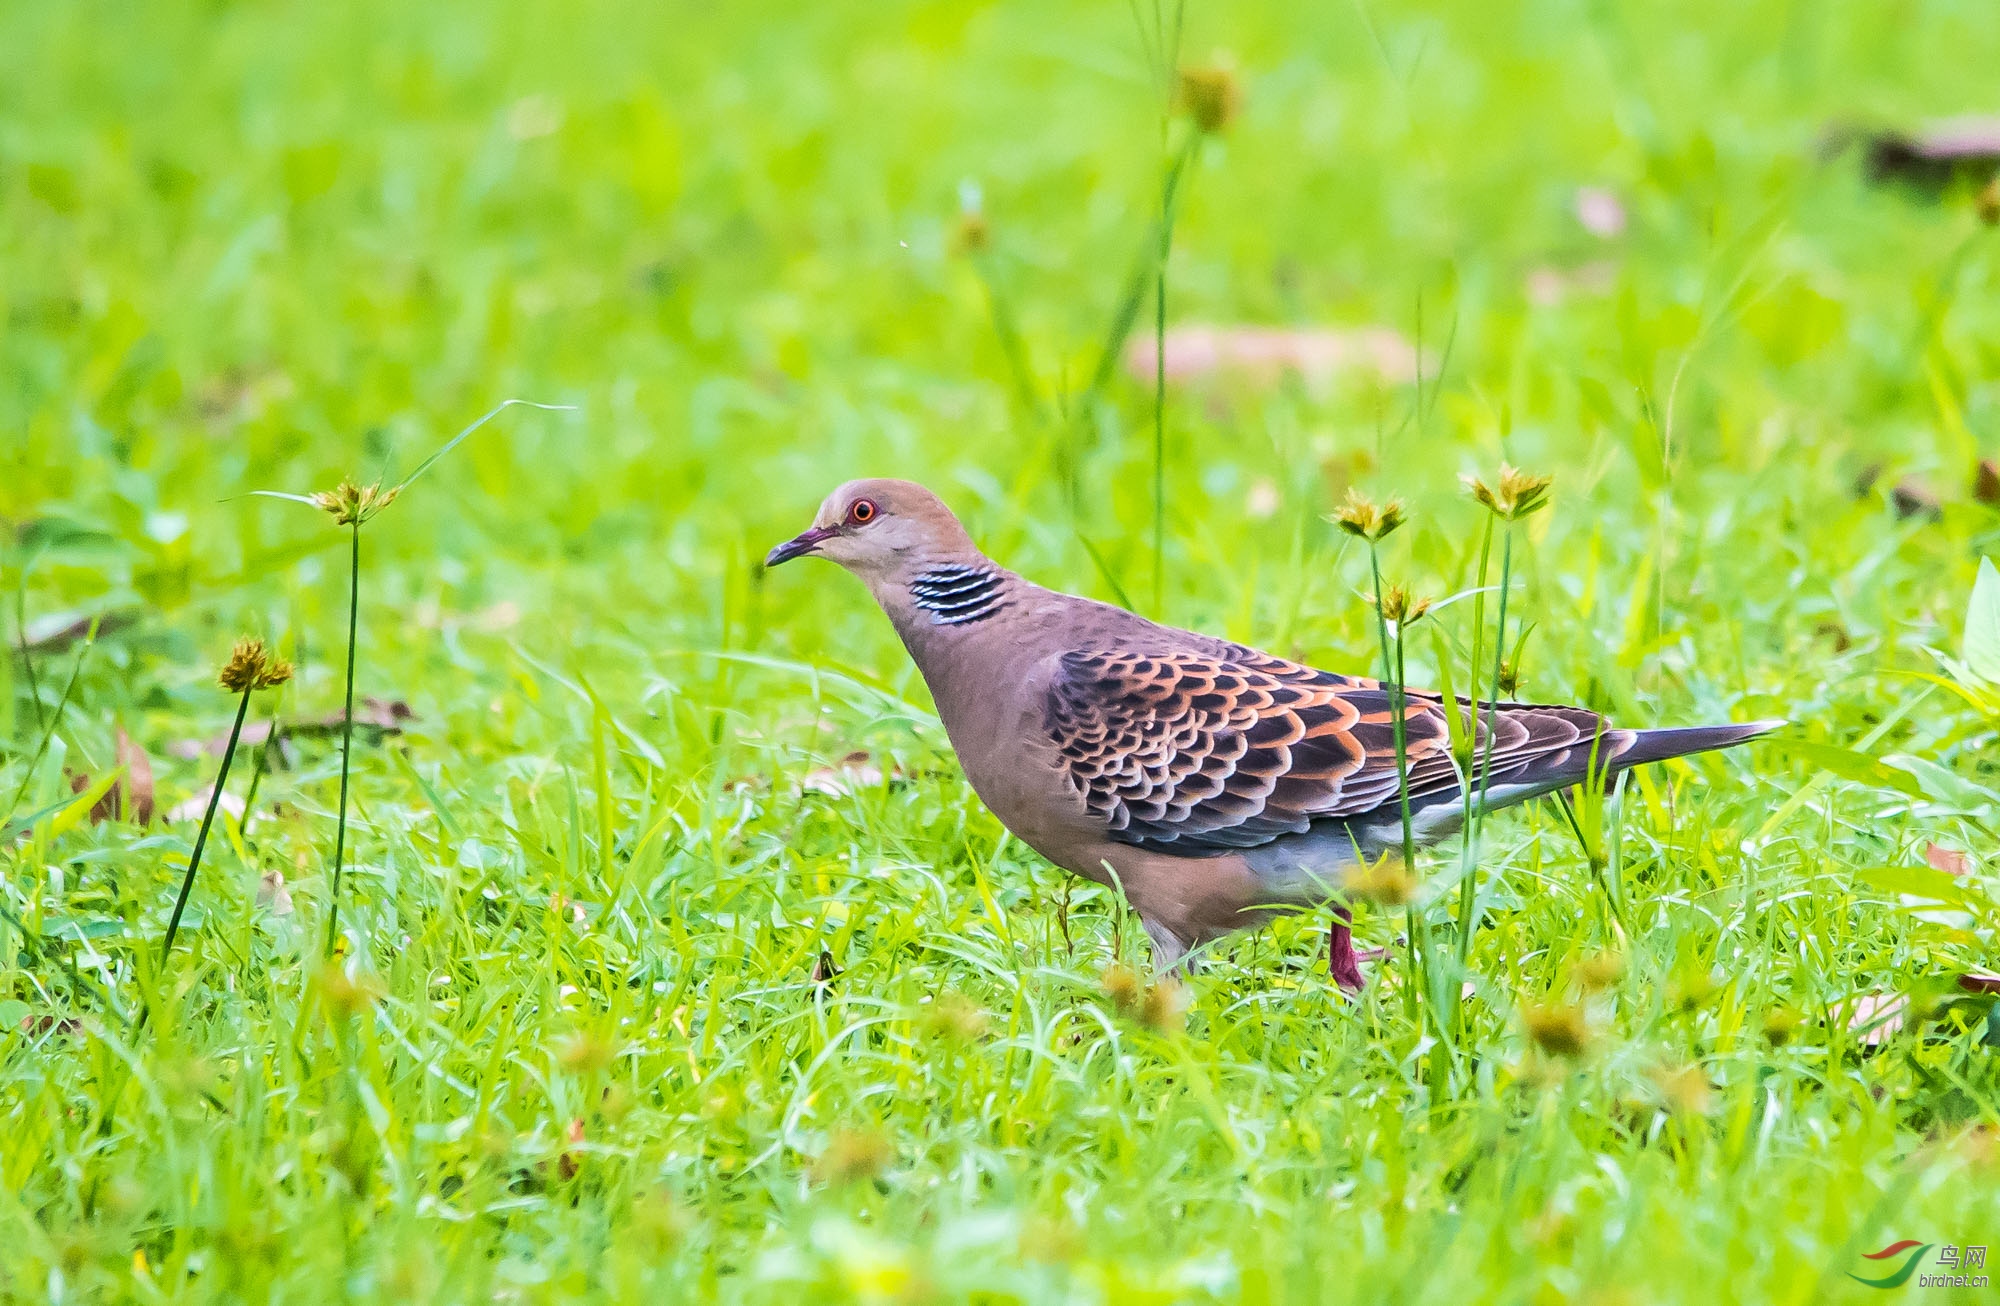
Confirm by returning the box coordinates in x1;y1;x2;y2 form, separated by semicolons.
848;499;879;525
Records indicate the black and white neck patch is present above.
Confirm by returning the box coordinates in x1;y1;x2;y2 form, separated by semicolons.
908;564;1007;626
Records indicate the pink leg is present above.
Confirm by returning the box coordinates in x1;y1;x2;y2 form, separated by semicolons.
1328;908;1366;993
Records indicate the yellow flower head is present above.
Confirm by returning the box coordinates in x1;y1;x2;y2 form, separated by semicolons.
1464;464;1554;521
1176;61;1242;135
1522;1000;1591;1058
1370;584;1433;628
1346;853;1418;907
1332;489;1406;542
311;480;401;526
218;638;294;694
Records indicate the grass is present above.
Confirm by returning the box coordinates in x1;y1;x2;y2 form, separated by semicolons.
4;0;2000;1300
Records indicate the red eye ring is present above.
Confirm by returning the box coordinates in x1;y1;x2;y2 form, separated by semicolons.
848;499;879;525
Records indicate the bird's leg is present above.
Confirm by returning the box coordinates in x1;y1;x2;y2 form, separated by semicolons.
1327;907;1366;992
1140;917;1191;975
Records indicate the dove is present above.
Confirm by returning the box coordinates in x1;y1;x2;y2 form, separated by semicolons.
766;478;1780;986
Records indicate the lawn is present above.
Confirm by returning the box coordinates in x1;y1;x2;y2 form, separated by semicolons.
3;0;1999;1300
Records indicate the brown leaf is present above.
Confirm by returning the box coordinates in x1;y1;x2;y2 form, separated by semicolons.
19;1013;82;1037
165;785;246;825
557;1118;586;1181
115;727;154;825
811;950;841;985
256;869;294;916
1860;116;2000;187
802;750;896;796
67;732;156;826
1925;843;1970;876
1960;972;2000;996
18;608;137;652
1125;324;1423;392
1525;260;1618;306
176;697;416;760
1976;458;2000;507
1848;992;1907;1046
1891;476;1940;521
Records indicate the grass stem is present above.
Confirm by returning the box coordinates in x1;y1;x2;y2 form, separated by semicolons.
1365;543;1422;1023
324;519;361;958
161;689;252;963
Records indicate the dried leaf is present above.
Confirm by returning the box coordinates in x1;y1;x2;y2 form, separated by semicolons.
175;697;416;760
1860;116;2000;187
1574;187;1627;238
1976;459;2000;506
1125;324;1423;392
1890;476;1940;521
115;728;154;825
1525;260;1618;306
803;750;897;796
557;1118;586;1182
257;869;294;916
165;786;246;825
1960;972;2000;996
18;609;137;652
1848;992;1907;1046
1925;843;1970;876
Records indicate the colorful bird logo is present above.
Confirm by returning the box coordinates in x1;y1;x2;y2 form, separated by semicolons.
1849;1240;1934;1289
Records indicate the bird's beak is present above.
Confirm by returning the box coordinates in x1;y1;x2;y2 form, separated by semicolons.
764;524;837;568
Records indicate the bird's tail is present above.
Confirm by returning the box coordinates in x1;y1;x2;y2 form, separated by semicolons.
1455;716;1785;817
1612;718;1787;770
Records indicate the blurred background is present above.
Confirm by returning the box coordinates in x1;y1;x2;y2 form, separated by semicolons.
4;0;1999;765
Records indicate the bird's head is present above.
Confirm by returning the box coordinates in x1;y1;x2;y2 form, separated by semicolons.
764;478;978;580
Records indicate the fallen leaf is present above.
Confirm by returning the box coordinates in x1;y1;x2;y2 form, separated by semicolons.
1574;187;1627;238
165;786;247;825
1848;992;1907;1046
115;727;155;825
803;750;895;796
18;608;138;652
1960;973;2000;995
1891;477;1940;521
812;950;841;985
19;1014;82;1037
557;1118;586;1181
1525;260;1618;306
1125;324;1423;392
174;697;416;761
1925;843;1970;876
1814;620;1853;652
1976;458;2000;506
257;869;294;916
66;768;133;827
1857;116;2000;187
1244;478;1280;520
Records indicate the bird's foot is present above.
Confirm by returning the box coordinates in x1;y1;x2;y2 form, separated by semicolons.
1328;911;1366;993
